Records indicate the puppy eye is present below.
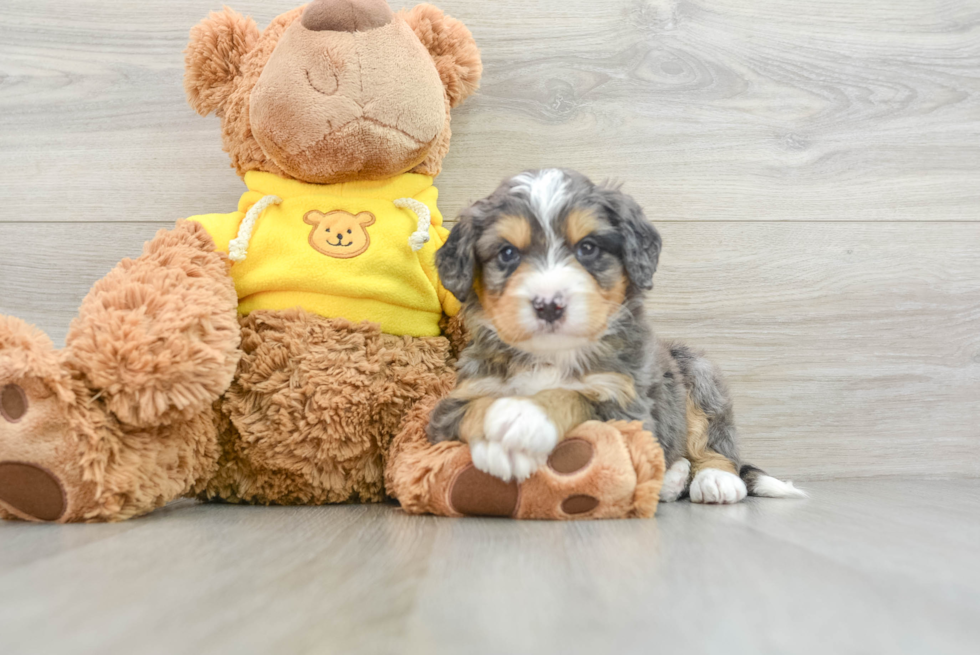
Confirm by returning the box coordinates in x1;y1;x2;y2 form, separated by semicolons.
576;240;599;260
497;245;520;265
347;229;352;234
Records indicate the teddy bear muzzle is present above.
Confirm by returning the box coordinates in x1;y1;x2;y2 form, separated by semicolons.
248;0;447;184
302;0;393;33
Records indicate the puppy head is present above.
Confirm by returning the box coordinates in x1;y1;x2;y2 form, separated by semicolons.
438;169;661;354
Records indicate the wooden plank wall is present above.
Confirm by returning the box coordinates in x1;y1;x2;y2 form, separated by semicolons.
1;0;977;479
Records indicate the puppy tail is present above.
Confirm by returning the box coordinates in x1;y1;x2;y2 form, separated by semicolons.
739;464;808;499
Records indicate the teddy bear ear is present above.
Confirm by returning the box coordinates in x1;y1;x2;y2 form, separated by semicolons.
399;4;482;108
184;7;261;116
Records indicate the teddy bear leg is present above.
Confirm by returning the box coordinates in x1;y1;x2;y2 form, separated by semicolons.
0;316;100;522
513;420;666;519
387;403;666;520
202;311;456;506
0;221;239;521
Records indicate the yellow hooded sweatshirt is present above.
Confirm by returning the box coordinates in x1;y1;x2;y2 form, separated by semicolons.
190;171;460;337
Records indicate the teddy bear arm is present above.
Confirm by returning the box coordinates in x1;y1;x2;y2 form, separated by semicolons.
63;220;241;428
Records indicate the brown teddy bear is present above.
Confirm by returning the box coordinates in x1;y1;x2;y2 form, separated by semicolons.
0;0;664;523
0;0;481;522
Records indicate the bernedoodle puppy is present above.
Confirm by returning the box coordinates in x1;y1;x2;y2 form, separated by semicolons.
426;169;805;504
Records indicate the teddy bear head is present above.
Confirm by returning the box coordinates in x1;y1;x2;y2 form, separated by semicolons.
184;0;481;184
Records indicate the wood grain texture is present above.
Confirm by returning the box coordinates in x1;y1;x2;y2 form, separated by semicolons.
0;1;978;479
0;480;979;655
0;0;977;222
2;221;977;479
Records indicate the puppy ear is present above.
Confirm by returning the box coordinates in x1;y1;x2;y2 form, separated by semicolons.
184;8;260;116
400;4;482;108
437;214;481;302
599;187;662;290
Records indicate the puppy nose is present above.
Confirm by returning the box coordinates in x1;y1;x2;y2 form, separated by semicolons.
302;0;393;32
533;297;566;323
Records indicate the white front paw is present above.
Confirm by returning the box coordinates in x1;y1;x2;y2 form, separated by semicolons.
689;468;747;504
484;398;559;454
659;458;691;502
470;439;541;483
470;439;513;481
471;398;559;482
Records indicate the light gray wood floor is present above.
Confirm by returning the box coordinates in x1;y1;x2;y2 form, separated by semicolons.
0;479;978;655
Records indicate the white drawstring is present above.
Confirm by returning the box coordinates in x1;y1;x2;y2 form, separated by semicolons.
394;198;431;251
228;195;282;262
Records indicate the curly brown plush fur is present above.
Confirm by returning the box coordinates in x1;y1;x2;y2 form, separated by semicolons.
0;222;231;522
203;311;455;505
64;220;241;428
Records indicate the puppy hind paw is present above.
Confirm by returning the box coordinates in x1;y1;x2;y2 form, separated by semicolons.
689;468;747;504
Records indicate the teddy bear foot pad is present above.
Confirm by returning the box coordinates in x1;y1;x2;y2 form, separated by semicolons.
0;458;67;522
0;377;79;522
448;438;601;518
0;383;67;521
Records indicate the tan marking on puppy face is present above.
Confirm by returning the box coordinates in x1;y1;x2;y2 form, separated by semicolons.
565;208;599;245
566;206;631;341
569;259;628;339
477;263;536;344
458;397;495;443
495;215;532;251
601;273;628;306
304;210;375;258
685;395;737;476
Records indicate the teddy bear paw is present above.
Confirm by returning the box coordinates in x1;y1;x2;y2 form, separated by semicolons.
0;318;95;522
0;379;76;522
449;437;601;518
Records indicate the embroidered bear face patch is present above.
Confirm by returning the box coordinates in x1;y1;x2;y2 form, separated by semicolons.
303;210;376;259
